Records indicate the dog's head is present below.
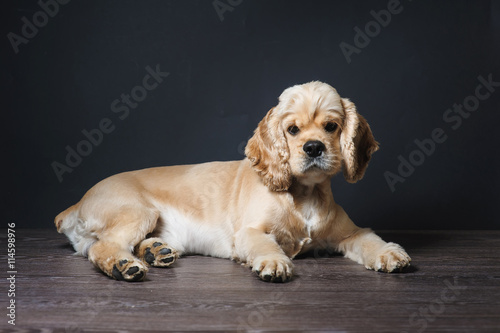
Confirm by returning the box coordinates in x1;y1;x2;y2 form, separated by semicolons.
245;81;379;191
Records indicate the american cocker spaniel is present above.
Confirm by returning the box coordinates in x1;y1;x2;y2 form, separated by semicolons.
55;81;411;282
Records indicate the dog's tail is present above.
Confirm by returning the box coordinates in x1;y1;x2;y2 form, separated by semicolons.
55;204;78;233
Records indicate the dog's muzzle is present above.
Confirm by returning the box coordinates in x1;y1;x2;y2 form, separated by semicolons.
302;140;331;172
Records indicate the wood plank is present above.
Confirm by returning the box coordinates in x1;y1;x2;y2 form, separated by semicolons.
0;230;499;332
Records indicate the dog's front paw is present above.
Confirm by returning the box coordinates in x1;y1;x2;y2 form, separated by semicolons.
252;255;293;282
369;242;411;273
111;258;148;282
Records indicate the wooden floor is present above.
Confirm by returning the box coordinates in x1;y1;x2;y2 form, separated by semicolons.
1;230;499;332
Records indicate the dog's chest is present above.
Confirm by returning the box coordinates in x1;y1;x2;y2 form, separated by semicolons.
300;201;322;237
274;196;326;258
287;186;329;237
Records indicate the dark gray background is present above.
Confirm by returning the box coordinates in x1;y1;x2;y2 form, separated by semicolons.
3;0;499;229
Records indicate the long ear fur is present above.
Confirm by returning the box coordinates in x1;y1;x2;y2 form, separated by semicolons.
340;98;379;183
245;107;292;191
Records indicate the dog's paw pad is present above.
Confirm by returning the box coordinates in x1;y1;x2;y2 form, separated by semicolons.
159;248;172;255
144;248;155;265
112;265;123;280
126;266;139;275
161;257;175;264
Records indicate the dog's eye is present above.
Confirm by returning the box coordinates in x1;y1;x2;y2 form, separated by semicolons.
324;122;338;133
287;125;300;135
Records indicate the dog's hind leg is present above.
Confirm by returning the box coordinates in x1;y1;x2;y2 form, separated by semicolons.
87;207;159;282
88;241;149;281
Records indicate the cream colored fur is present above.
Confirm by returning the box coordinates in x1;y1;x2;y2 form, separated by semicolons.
55;81;410;282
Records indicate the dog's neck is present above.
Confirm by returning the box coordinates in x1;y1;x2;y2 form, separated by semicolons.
293;169;330;188
288;177;332;201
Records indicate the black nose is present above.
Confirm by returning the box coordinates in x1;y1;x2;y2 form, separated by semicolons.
303;140;326;158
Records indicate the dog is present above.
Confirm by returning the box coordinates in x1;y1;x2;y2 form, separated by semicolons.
55;81;411;282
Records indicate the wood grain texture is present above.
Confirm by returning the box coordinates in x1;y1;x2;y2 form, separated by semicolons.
1;230;499;332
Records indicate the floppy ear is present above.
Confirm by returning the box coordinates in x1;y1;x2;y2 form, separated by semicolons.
245;107;292;191
340;98;379;183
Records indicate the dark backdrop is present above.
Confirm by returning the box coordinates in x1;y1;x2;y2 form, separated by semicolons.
3;0;499;229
